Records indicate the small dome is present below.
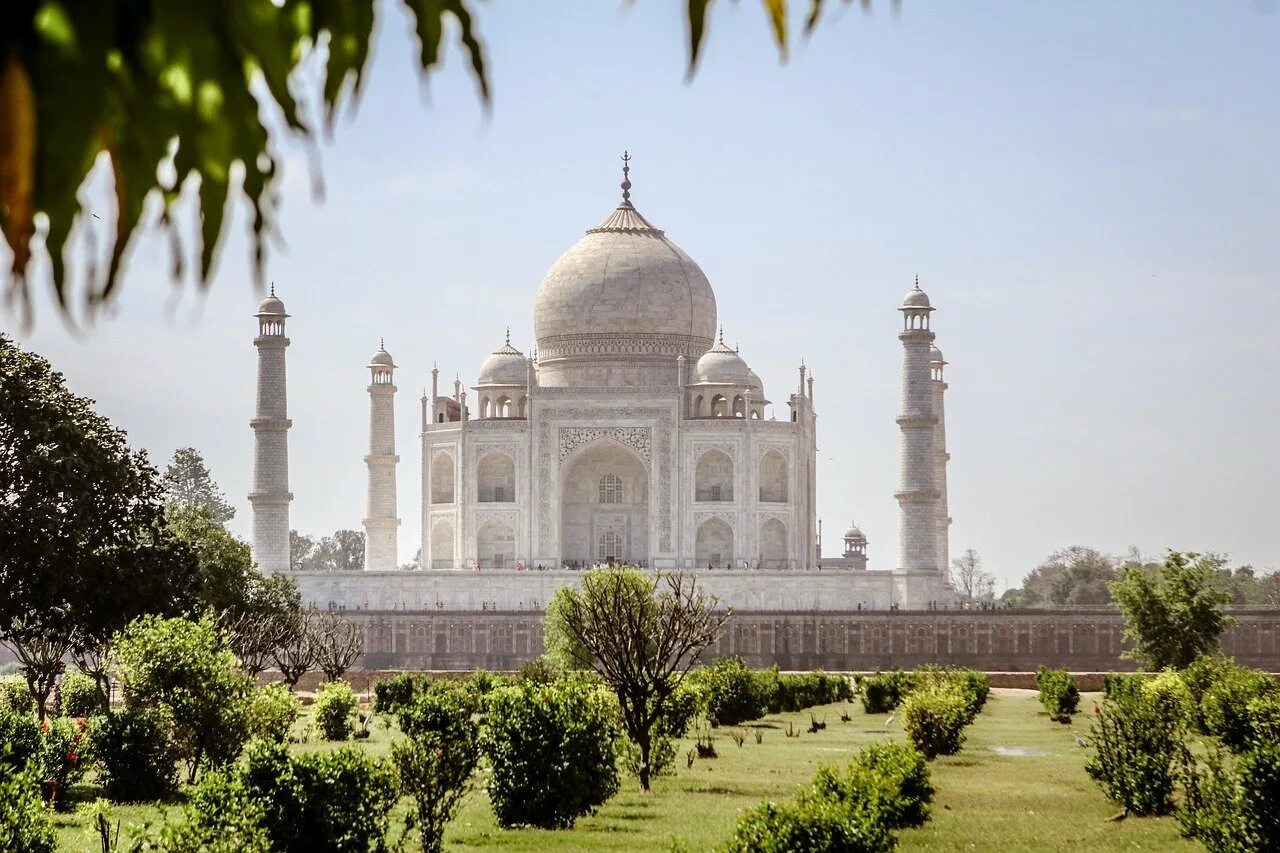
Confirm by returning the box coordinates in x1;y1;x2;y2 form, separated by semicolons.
256;293;287;316
370;342;395;368
693;334;753;385
844;525;866;542
901;284;931;310
930;345;946;364
477;335;527;386
747;369;763;391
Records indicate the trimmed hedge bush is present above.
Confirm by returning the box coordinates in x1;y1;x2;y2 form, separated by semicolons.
59;670;102;718
860;671;908;715
37;716;90;808
243;684;300;744
311;680;359;741
1180;741;1280;851
239;739;399;851
766;670;854;714
0;675;33;715
151;768;271;852
371;673;430;715
689;658;768;726
90;710;180;802
727;741;933;852
1201;667;1277;752
1142;670;1194;728
0;759;56;853
1246;693;1280;746
1086;690;1182;815
0;707;40;773
482;680;621;828
900;685;971;759
1101;673;1150;704
1035;667;1080;721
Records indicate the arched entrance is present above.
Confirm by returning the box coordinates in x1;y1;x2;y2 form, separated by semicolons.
560;441;649;567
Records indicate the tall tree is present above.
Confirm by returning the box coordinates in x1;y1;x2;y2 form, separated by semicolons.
311;530;365;572
0;0;868;322
290;530;316;571
1110;551;1235;670
1016;546;1120;607
951;548;994;606
544;568;729;791
0;335;195;715
163;447;235;524
166;504;258;615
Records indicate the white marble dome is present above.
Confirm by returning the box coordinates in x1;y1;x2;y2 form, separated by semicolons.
256;293;287;316
534;195;717;387
477;339;527;386
902;282;931;309
693;336;753;385
370;345;395;368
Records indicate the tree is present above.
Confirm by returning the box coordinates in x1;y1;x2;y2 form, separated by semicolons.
950;549;994;606
400;547;422;572
393;688;481;853
273;606;320;689
544;567;729;791
163;448;234;524
111;614;254;783
221;573;301;677
311;530;365;572
1110;551;1235;671
0;336;196;717
166;503;257;616
0;0;863;323
313;611;364;682
290;531;316;571
1014;546;1120;607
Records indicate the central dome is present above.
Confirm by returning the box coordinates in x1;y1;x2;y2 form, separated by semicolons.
534;182;717;387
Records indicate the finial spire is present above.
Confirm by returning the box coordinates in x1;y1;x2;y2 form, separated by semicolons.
379;337;385;350
718;325;724;345
269;281;276;297
620;150;632;203
505;326;510;346
914;274;920;290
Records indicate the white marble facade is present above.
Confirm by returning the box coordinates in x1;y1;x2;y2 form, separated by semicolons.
259;156;957;610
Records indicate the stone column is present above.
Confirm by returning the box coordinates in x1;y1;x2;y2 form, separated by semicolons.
931;346;952;583
895;281;940;574
249;288;293;573
364;342;400;571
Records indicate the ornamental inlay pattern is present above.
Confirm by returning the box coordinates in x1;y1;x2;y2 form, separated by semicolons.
472;442;521;460
539;332;711;360
756;445;790;465
691;441;737;460
473;509;520;528
694;511;736;528
759;511;790;527
559;427;652;462
536;408;673;553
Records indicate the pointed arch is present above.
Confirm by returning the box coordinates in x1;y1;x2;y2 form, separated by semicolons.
477;452;515;502
758;450;788;503
696;518;734;568
430;517;455;568
430;452;455;503
695;449;734;502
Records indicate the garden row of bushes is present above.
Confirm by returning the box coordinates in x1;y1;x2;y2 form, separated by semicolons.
1034;667;1080;721
1083;655;1278;849
727;741;934;852
853;666;989;760
684;659;854;727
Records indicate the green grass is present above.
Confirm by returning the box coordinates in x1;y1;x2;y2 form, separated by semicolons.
52;689;1195;851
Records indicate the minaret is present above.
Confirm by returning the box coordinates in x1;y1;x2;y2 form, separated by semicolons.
249;285;293;573
363;340;400;571
843;523;869;571
931;345;952;584
895;277;941;574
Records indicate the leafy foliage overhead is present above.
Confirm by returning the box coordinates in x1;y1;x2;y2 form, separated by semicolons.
0;0;872;323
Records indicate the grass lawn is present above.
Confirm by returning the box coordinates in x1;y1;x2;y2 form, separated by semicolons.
52;688;1196;851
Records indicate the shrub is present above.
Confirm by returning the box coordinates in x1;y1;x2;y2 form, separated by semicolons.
860;671;907;715
468;669;506;695
690;658;768;726
900;685;970;759
311;680;359;741
1035;667;1080;721
60;670;103;718
150;769;272;852
37;716;91;808
90;710;180;802
767;670;854;713
112;615;253;782
1246;693;1280;746
1085;691;1182;815
621;680;702;780
516;655;566;685
1100;673;1149;704
0;707;40;772
393;687;481;853
726;794;896;853
482;680;621;828
1179;741;1280;851
1142;670;1194;728
0;675;33;714
851;741;933;828
242;684;300;744
371;673;427;715
912;668;987;719
239;740;399;851
0;759;57;853
1202;667;1277;751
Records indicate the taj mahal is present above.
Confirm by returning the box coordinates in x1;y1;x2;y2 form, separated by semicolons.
250;155;957;612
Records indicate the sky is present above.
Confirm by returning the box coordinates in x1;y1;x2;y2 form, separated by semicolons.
6;1;1279;590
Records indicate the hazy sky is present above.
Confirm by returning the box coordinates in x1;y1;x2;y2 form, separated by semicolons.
7;1;1278;588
